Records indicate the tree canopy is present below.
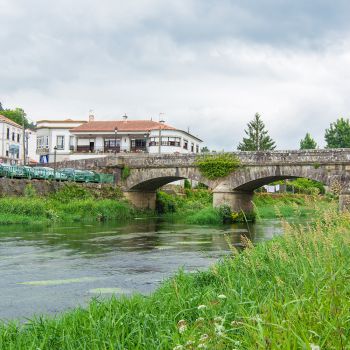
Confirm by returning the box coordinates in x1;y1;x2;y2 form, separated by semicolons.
237;113;276;151
0;107;33;129
325;118;350;148
300;133;317;150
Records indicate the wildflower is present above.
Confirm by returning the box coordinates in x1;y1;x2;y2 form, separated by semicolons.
215;324;225;333
197;344;207;349
173;346;184;350
218;294;227;300
310;345;320;350
185;340;194;346
177;319;187;334
195;317;204;323
197;304;207;310
199;333;209;342
214;316;224;324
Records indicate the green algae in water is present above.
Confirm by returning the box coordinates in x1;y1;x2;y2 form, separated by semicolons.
18;277;103;286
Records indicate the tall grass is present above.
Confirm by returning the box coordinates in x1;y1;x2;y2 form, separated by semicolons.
0;193;134;225
0;205;349;349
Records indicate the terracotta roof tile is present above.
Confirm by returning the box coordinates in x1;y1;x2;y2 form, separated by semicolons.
0;114;22;128
71;120;176;132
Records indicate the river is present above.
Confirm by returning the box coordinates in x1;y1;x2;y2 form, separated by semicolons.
0;218;284;320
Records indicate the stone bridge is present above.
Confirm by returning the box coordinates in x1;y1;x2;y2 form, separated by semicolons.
55;149;350;213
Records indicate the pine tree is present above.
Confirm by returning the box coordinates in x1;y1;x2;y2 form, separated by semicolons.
325;118;350;148
300;133;317;149
237;113;276;151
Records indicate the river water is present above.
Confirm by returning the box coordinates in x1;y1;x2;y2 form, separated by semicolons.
0;218;284;320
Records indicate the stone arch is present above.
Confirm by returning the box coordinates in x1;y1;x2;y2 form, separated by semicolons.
125;167;214;192
212;165;335;214
216;165;333;192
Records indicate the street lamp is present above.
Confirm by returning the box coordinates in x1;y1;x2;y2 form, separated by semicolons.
53;146;57;176
144;130;150;153
114;127;118;154
158;117;165;154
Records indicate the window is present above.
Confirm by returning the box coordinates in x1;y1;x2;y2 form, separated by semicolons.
131;139;146;148
104;139;120;148
196;145;199;153
45;136;49;147
149;137;181;147
56;136;65;150
6;128;9;140
191;143;194;152
12;132;15;141
69;136;75;150
183;139;188;150
17;134;20;143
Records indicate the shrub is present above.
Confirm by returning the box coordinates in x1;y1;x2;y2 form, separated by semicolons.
24;184;37;198
121;166;131;181
184;179;191;189
195;153;241;179
51;183;93;203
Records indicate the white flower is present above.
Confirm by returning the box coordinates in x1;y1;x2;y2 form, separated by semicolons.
197;344;207;349
215;324;225;332
177;319;187;334
186;340;194;346
195;317;205;322
310;344;320;350
197;304;207;310
218;294;227;300
214;316;224;324
199;333;209;342
173;346;184;350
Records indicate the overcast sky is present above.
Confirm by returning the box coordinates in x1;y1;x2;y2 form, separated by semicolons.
1;0;350;150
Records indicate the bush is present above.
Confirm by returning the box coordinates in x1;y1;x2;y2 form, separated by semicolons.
184;179;191;189
195;153;241;179
24;184;37;198
121;166;131;181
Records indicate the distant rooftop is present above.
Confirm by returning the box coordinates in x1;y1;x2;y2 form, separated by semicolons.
72;120;176;132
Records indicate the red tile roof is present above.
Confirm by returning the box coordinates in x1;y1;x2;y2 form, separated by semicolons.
71;120;176;132
0;114;21;128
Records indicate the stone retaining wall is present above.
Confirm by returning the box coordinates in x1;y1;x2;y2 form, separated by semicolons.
0;178;113;197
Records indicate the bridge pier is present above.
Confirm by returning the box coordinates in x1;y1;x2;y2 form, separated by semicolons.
124;191;156;210
213;189;254;214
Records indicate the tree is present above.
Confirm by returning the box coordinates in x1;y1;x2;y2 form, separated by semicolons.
0;102;3;111
237;113;276;151
0;107;33;128
325;118;350;148
201;146;210;153
300;133;317;149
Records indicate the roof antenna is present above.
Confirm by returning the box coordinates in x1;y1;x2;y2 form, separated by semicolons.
187;126;190;133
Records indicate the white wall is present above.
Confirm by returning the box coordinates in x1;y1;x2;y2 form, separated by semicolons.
0;121;23;164
148;129;201;154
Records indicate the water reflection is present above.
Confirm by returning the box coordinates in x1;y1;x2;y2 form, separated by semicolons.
0;218;285;320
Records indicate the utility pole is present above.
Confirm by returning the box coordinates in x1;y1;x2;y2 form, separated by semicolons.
158;113;165;154
22;110;26;165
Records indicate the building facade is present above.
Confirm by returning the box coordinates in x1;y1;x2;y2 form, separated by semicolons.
36;115;202;163
36;119;87;163
0;115;23;164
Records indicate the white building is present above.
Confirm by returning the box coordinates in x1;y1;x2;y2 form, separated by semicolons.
36;119;87;163
36;115;202;163
0;114;23;164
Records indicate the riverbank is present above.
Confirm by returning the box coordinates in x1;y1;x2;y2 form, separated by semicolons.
0;203;348;349
0;184;136;225
0;184;334;225
157;189;334;224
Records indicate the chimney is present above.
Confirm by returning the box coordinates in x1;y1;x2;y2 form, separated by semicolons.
123;114;128;123
89;109;95;122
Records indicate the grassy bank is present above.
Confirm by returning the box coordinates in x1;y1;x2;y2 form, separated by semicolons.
157;189;333;224
1;205;349;349
0;184;135;225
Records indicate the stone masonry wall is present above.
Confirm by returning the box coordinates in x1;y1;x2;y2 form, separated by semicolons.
0;178;114;197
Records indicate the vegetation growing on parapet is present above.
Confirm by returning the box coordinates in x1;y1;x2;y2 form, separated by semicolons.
195;153;241;180
121;166;131;181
